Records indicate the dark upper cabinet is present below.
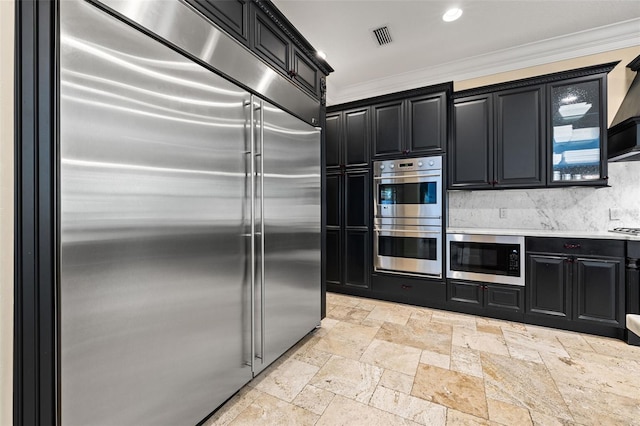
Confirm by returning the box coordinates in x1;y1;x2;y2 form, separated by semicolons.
253;9;290;72
373;100;404;157
495;86;545;187
252;8;321;98
450;63;616;190
373;92;447;158
526;237;625;333
450;86;544;189
187;0;249;44
408;92;447;153
292;47;319;96
548;74;608;186
325;108;370;171
450;95;493;188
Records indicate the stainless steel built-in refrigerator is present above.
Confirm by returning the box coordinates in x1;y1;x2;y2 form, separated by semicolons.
59;1;321;424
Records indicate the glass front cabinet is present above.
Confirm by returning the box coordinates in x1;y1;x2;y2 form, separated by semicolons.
549;74;608;186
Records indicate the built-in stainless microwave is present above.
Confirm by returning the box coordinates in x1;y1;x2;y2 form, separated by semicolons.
446;234;524;286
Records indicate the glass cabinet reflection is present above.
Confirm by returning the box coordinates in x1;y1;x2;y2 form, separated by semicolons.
550;78;603;183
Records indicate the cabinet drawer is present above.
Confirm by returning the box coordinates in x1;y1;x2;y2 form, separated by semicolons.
526;237;624;257
486;283;523;313
372;274;445;307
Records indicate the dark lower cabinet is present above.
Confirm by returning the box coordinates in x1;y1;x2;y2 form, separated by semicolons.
326;169;371;294
372;274;446;309
526;237;625;338
447;280;524;321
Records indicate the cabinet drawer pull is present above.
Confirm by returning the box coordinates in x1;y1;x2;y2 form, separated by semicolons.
564;243;581;249
401;285;413;290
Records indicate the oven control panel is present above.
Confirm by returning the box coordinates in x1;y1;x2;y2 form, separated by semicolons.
374;156;442;176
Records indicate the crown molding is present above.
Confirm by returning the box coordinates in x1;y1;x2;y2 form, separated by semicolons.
326;18;640;106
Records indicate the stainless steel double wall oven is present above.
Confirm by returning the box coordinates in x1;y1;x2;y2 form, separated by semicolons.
374;156;443;277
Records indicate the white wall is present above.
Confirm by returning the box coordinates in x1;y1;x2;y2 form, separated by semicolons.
449;47;640;232
0;0;14;424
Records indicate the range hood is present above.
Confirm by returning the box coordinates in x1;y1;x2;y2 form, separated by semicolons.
608;55;640;161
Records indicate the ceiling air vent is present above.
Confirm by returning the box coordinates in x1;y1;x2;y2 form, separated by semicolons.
372;26;392;46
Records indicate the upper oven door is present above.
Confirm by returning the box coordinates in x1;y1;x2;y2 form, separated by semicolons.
374;222;442;278
374;171;442;220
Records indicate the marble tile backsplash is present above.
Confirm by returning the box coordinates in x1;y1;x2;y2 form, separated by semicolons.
447;162;640;232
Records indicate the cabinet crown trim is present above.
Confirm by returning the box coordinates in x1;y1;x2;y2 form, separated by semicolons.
454;61;619;99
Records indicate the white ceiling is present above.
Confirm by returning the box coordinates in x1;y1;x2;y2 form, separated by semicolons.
273;0;640;105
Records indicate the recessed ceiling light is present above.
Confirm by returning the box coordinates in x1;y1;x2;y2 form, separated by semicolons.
316;50;327;60
443;7;463;22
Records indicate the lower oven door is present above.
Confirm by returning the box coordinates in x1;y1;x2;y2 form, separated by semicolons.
374;226;442;278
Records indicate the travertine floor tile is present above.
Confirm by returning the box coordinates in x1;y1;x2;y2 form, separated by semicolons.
253;358;319;402
378;369;414;394
370;386;447;425
452;326;510;357
326;304;371;324
313;320;379;360
227;390;318;426
450;346;483;378
582;334;640;359
481;352;573;421
445;409;494;426
365;303;414;325
377;319;453;355
291;384;335;416
412;363;488;419
487;398;533;426
419;349;451;370
360;338;422;376
310;355;383;403
316;394;421;426
203;387;259;426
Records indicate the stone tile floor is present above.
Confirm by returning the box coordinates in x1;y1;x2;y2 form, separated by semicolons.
204;293;640;425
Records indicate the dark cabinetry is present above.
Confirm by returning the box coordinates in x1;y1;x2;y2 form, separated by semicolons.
326;108;371;292
526;237;625;337
447;280;524;321
372;274;446;308
450;86;545;189
187;0;333;100
373;92;448;158
450;63;617;189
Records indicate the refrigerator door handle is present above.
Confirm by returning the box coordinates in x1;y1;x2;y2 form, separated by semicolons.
248;94;256;369
259;99;265;365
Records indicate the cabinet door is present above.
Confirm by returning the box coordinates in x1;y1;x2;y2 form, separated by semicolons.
344;107;370;167
373;100;404;157
253;9;290;75
325;173;341;228
447;280;483;306
292;47;319;97
326;229;342;286
450;95;493;188
325;113;342;169
526;254;570;319
345;230;370;288
574;258;623;326
345;170;369;228
495;86;545;187
485;284;523;313
407;93;446;154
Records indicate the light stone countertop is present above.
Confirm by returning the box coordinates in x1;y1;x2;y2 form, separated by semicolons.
446;227;640;241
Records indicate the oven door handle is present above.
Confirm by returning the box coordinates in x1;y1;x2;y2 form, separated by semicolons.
374;173;441;180
375;228;442;234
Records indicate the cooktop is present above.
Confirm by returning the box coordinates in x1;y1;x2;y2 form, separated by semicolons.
609;227;640;235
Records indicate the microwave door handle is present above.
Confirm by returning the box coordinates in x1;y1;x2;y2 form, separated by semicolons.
374;173;441;180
